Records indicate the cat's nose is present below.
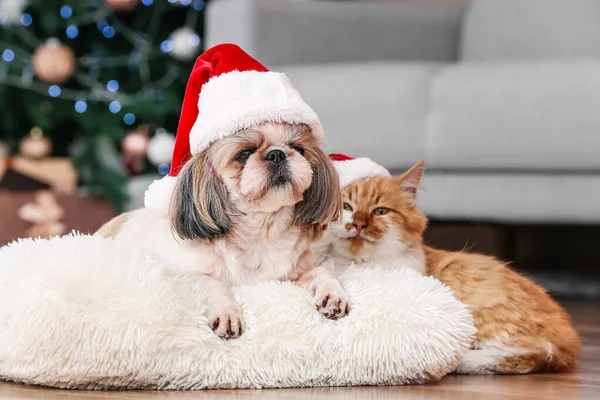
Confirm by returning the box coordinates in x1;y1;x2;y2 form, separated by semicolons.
353;220;367;233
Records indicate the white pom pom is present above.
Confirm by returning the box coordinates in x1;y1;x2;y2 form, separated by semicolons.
144;175;177;211
168;27;201;61
147;129;176;166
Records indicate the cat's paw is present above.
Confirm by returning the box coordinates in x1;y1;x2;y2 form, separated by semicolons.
206;301;244;340
314;283;350;320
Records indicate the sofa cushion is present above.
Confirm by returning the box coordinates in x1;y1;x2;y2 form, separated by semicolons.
428;61;600;170
462;0;600;60
419;173;600;223
280;62;441;170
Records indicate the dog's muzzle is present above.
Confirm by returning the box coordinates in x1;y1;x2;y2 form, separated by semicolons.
265;150;290;186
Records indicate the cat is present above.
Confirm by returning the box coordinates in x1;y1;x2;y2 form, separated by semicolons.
313;160;582;374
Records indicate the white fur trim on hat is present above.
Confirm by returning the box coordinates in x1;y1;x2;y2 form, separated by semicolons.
334;157;391;189
190;70;324;154
144;176;177;212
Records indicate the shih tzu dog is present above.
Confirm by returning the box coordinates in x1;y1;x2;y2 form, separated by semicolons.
97;43;352;339
97;122;351;339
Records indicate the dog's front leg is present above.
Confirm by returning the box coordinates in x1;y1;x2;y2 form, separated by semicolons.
295;252;350;320
194;275;244;340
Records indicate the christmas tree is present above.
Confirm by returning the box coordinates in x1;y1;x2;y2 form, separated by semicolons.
0;0;206;211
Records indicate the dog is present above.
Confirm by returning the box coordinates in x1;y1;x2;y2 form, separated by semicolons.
97;122;351;339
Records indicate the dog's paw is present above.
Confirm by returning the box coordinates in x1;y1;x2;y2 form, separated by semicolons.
206;302;245;340
313;283;350;320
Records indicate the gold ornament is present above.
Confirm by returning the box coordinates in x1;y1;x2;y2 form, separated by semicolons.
104;0;139;12
19;128;53;159
32;39;76;84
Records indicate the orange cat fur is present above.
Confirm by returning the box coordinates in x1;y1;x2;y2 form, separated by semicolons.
313;161;581;374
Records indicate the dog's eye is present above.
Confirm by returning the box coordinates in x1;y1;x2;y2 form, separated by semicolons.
373;207;389;216
343;203;353;211
236;148;257;163
291;146;305;156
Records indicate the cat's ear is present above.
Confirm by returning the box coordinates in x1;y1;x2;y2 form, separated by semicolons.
394;160;424;206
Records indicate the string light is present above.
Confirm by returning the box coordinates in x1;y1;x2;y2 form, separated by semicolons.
158;163;170;175
2;49;15;62
60;6;73;19
109;101;122;113
160;40;173;53
123;113;135;125
193;0;205;11
74;100;87;113
20;13;32;27
66;25;78;39
97;20;108;31
48;85;61;97
1;2;194;121
106;80;119;92
102;25;116;39
169;0;201;6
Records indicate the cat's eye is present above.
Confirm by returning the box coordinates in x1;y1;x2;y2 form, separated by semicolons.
236;148;257;163
343;203;353;211
291;146;305;156
373;207;389;216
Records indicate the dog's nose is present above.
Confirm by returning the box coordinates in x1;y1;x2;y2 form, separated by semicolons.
353;220;367;233
265;149;286;165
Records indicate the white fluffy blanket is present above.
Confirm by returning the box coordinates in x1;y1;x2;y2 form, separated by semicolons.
0;233;475;389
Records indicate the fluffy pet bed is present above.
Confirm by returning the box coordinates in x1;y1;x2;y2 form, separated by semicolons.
0;233;475;389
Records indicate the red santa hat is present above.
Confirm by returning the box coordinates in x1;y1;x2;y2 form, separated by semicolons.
144;43;324;211
329;153;391;188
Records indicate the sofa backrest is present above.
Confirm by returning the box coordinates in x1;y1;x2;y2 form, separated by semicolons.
461;0;600;61
206;0;468;65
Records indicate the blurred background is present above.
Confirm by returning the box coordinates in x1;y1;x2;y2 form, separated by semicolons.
1;0;599;301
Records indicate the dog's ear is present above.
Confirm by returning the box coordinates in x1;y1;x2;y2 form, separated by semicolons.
294;147;342;226
170;154;235;240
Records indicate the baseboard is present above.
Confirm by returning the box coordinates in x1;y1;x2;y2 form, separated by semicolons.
425;221;600;301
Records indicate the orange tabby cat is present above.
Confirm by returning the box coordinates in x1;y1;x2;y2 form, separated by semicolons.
314;160;581;374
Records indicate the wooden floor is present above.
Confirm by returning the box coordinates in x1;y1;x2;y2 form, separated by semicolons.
1;301;599;400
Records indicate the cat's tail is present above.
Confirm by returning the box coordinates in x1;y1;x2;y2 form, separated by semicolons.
454;336;581;374
496;342;579;374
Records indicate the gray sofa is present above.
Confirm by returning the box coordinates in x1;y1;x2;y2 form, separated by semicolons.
206;0;600;224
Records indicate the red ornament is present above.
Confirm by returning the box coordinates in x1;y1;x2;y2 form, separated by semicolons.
104;0;139;12
122;130;149;159
122;129;149;176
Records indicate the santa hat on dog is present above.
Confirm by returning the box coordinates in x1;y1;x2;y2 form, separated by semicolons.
329;153;391;188
144;43;324;212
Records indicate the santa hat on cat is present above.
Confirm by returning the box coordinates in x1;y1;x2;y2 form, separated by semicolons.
329;153;391;188
144;43;324;211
